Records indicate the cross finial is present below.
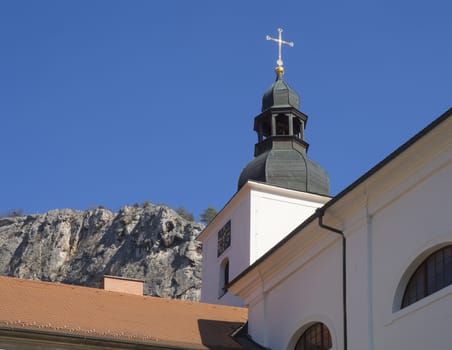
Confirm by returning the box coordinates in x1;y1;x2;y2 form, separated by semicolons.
266;28;294;72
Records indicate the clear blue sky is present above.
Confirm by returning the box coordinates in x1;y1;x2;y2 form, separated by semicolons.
1;1;450;219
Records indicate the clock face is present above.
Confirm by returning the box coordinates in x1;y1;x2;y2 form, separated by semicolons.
217;220;231;257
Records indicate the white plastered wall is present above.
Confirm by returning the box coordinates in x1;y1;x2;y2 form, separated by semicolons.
247;237;343;349
369;158;452;349
249;188;329;263
199;182;330;307
200;193;250;306
342;122;452;350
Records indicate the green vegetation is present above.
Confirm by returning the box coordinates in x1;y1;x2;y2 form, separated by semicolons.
176;207;195;222
200;207;218;225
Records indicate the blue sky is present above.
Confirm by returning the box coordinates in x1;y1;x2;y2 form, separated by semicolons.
1;1;450;219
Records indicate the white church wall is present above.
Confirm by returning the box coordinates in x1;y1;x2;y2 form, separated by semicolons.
342;218;373;350
199;191;251;306
339;122;452;350
240;227;343;349
199;181;329;307
247;296;266;346
272;242;340;349
249;187;329;264
381;289;452;349
269;243;342;350
230;195;252;280
369;157;452;349
199;230;220;304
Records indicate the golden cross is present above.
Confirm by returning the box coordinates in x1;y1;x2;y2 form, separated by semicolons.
266;28;294;68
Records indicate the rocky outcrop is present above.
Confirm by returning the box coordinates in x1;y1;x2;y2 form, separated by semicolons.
0;204;204;301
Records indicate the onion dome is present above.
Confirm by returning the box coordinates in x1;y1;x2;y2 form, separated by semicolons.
238;67;330;195
262;67;300;111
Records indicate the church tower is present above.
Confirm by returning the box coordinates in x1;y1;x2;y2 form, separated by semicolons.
237;64;330;195
198;29;331;306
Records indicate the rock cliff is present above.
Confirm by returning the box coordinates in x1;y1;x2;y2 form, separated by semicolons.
0;204;204;301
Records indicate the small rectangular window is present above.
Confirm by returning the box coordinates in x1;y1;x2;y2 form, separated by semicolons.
217;221;231;257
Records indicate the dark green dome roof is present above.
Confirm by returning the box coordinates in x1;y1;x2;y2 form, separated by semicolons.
262;72;300;111
238;146;330;195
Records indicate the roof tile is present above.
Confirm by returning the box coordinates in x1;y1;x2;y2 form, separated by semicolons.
0;276;247;349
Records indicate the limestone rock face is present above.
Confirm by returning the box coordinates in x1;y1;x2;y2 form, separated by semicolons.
0;204;204;301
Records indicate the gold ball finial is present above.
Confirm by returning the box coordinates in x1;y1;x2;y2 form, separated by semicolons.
275;66;285;75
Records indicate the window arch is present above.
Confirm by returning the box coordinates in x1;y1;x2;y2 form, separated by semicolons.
219;258;229;297
294;322;332;350
402;245;452;308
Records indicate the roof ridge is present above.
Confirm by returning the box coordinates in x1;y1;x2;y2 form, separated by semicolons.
0;275;247;310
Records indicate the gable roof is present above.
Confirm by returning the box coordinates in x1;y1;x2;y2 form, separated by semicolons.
0;275;248;349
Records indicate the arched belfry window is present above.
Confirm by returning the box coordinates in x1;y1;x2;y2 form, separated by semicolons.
275;114;289;135
295;322;332;350
402;245;452;308
219;258;230;297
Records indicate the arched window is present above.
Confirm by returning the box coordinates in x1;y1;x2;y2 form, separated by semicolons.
275;114;289;135
295;322;332;350
219;258;229;297
402;245;452;308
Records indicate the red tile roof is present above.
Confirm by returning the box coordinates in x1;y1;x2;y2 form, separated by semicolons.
0;276;248;349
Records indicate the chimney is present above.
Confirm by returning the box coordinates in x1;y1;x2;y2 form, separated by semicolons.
102;275;144;296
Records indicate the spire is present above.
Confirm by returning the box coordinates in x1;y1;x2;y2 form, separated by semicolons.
237;29;330;195
262;28;299;111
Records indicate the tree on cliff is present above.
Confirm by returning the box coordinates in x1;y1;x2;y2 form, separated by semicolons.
176;207;195;222
200;207;218;225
